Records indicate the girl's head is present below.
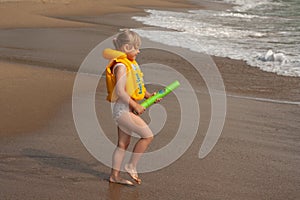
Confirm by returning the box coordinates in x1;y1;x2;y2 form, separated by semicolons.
113;29;141;60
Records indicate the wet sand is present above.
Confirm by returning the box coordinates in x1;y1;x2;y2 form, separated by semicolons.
0;0;300;199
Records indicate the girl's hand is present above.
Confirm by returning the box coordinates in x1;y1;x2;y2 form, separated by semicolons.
133;103;146;115
150;92;162;104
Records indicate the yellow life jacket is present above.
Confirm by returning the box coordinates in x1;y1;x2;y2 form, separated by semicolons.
104;48;146;102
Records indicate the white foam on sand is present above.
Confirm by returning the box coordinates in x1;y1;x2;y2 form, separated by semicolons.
133;9;300;77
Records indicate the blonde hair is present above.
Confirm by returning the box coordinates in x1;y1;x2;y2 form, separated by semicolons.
113;29;141;53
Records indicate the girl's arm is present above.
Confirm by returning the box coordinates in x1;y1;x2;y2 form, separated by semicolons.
114;64;145;115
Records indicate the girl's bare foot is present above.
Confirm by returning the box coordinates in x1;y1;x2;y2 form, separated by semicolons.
109;176;134;186
124;164;141;184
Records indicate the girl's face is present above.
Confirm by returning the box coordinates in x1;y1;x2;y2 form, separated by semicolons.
123;44;140;60
126;48;140;60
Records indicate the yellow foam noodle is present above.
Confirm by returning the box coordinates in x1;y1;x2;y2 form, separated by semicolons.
102;48;125;60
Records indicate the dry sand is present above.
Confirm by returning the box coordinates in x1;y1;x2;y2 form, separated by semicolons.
0;0;299;199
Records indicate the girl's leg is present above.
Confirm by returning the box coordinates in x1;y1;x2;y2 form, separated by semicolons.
117;112;154;182
110;127;133;185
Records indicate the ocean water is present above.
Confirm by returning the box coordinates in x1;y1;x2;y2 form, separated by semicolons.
132;0;300;77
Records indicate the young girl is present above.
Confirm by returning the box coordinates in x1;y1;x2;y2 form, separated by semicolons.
105;29;156;185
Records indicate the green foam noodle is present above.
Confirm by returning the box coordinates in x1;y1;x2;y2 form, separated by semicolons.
141;81;180;108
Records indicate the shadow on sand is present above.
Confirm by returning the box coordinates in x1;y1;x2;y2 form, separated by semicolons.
21;148;108;179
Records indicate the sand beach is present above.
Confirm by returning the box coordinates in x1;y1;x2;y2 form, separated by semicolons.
0;0;299;199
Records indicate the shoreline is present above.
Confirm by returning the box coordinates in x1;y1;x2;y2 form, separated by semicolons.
0;0;299;101
0;0;300;199
0;0;299;135
0;0;203;29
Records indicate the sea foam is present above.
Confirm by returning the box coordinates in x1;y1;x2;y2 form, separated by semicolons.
133;7;300;77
